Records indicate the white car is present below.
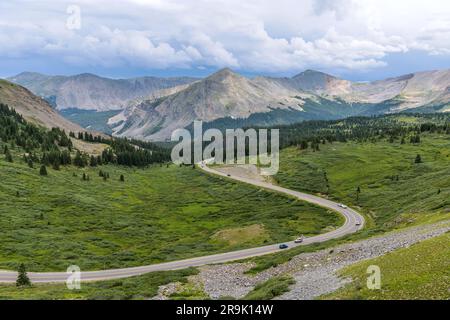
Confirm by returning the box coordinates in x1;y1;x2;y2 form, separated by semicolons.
338;204;348;209
294;238;304;244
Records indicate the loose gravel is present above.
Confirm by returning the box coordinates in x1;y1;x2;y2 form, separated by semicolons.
183;220;450;300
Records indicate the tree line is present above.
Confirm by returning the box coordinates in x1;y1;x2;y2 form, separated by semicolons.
0;103;171;169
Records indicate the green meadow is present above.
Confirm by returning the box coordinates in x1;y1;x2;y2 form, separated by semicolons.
246;131;450;273
0;268;198;300
323;232;450;300
0;152;341;272
275;133;450;229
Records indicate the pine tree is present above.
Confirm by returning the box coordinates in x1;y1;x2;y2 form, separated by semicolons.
52;159;60;171
74;151;84;168
415;154;422;164
39;165;48;176
356;186;361;201
90;155;97;167
120;174;125;182
16;264;31;287
5;149;13;162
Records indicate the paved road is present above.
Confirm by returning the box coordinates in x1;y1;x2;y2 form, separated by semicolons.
0;164;364;283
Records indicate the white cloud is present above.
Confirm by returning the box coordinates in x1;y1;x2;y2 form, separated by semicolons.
0;0;449;73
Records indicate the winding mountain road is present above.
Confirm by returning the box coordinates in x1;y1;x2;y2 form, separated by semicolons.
0;164;364;283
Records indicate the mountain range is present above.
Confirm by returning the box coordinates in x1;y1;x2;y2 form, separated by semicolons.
8;72;198;111
7;68;450;141
108;68;450;141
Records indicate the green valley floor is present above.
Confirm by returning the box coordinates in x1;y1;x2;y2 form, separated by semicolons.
0;157;341;272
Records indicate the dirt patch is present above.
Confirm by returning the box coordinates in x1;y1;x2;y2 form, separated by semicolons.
211;224;269;246
71;138;109;155
214;164;273;183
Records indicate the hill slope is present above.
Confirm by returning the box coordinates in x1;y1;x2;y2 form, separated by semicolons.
0;79;84;133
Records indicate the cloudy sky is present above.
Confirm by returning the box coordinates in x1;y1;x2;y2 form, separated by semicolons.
1;0;449;80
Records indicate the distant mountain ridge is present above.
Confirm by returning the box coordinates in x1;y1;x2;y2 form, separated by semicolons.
8;72;199;111
8;68;450;141
108;68;450;141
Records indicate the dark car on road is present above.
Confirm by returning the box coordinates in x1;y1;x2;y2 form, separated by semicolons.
279;244;289;249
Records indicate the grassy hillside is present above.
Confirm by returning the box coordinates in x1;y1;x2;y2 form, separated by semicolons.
275;133;450;230
323;232;450;300
0;79;83;133
59;109;120;135
245;116;450;274
0;152;341;272
0;268;198;300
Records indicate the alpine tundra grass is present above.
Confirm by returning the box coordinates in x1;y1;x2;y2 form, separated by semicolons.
0;153;341;272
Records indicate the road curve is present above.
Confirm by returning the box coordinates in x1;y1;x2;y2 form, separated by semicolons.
0;164;364;283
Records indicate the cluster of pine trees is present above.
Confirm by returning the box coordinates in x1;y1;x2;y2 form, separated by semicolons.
276;113;450;150
70;130;171;166
0;103;171;169
0;103;73;153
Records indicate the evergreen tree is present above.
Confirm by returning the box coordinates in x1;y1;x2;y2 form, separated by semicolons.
90;155;97;167
415;154;422;164
5;149;13;162
299;140;308;150
74;151;85;168
120;174;125;182
39;165;48;176
52;159;60;171
16;264;31;287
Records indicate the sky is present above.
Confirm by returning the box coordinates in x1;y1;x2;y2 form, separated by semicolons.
1;0;449;81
